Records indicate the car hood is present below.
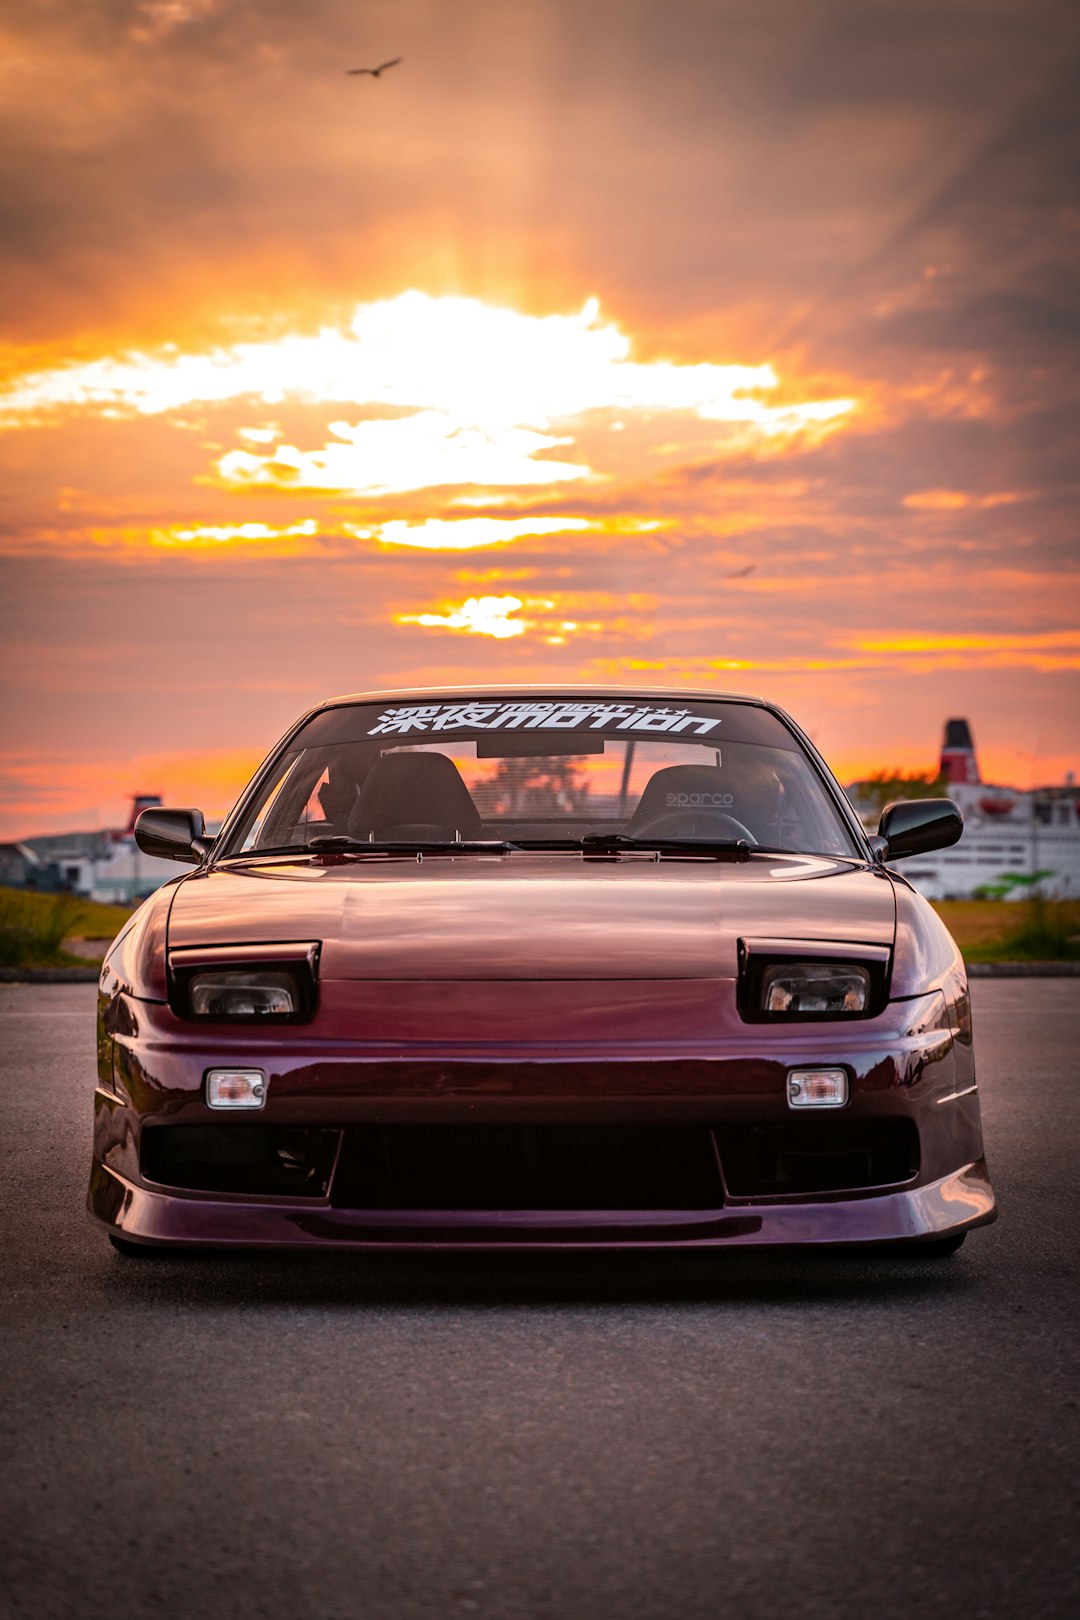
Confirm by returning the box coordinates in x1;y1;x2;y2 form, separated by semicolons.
168;853;896;980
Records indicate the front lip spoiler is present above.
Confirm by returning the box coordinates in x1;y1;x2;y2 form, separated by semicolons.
89;1158;996;1251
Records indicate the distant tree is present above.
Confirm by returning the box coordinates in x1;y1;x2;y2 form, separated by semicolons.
483;755;590;816
855;770;946;813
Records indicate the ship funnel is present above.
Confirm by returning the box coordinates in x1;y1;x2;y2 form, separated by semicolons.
125;793;163;835
939;719;980;786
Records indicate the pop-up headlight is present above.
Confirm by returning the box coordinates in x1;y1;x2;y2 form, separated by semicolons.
761;963;870;1017
189;970;297;1019
169;942;319;1023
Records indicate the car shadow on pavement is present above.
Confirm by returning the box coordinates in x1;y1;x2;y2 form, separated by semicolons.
98;1241;983;1310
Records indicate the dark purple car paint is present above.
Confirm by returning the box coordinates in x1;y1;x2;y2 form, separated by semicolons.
89;687;996;1252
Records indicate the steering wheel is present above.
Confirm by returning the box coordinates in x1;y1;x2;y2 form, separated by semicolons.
626;808;758;843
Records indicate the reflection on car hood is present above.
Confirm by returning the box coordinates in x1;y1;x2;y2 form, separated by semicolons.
168;853;896;980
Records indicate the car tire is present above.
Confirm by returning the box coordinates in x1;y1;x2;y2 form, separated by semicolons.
108;1233;163;1258
889;1231;968;1258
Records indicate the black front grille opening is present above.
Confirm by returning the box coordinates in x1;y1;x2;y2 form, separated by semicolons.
717;1119;920;1198
141;1125;340;1197
330;1125;724;1211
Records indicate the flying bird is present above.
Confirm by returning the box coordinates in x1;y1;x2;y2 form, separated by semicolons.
346;58;402;77
725;563;757;578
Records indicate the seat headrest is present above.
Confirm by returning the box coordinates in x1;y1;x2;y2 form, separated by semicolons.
624;765;732;833
348;752;483;840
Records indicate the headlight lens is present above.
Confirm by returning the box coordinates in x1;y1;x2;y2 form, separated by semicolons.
189;970;297;1018
761;963;870;1017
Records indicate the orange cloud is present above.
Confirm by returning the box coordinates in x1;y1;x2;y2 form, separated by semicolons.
148;519;320;548
903;489;1024;511
398;595;531;640
215;415;592;495
0;293;850;430
1;748;262;839
585;628;1080;679
368;516;594;550
395;589;645;645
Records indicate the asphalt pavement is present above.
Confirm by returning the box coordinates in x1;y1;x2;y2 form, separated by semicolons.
1;980;1077;1620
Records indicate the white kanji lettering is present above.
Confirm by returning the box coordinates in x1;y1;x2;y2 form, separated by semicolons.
368;704;443;735
430;703;502;731
367;699;722;737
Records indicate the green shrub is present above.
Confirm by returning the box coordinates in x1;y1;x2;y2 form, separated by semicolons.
0;908;34;966
0;890;91;968
983;894;1080;962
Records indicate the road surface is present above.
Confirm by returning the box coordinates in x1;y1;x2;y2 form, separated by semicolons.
1;980;1077;1620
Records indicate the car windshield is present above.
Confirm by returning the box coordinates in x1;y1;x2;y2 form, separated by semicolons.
221;696;862;859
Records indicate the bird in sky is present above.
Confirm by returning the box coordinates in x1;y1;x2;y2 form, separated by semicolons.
345;58;402;77
725;563;757;578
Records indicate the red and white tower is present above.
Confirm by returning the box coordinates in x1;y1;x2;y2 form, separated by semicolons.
939;719;981;786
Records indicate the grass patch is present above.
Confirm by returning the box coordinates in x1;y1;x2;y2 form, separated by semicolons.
933;897;1080;962
0;886;133;968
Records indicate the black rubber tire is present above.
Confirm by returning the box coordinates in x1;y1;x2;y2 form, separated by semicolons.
108;1233;164;1258
888;1231;968;1258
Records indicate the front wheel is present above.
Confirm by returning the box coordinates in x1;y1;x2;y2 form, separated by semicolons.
887;1231;967;1258
108;1232;165;1258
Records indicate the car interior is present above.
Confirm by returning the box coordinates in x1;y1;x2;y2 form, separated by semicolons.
235;733;850;855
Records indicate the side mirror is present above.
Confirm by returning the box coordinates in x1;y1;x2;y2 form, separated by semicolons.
134;808;214;864
876;797;963;861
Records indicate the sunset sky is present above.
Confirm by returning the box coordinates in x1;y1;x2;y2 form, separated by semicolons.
2;0;1078;837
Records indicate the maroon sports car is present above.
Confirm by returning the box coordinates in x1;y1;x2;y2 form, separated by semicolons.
90;687;996;1255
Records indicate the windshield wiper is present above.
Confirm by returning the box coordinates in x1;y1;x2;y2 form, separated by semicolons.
579;833;753;859
220;837;519;859
506;837;588;850
306;836;518;855
305;835;376;851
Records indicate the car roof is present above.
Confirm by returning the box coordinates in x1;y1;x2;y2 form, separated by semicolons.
316;684;768;711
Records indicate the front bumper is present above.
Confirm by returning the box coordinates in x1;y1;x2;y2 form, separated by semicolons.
89;981;995;1250
89;1153;995;1249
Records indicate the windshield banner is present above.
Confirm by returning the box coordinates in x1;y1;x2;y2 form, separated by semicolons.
367;701;722;737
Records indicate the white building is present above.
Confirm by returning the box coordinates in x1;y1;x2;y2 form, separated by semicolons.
848;720;1080;901
24;795;215;906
